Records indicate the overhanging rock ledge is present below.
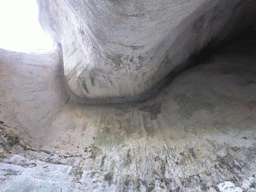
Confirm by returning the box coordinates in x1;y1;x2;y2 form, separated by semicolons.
37;0;254;103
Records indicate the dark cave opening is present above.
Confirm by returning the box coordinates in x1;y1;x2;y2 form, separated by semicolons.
143;8;256;103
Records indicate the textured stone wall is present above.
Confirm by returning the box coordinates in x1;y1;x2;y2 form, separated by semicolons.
37;0;254;103
1;32;256;190
1;1;256;191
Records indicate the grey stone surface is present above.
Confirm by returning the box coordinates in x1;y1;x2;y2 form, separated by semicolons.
0;34;256;190
1;155;256;192
1;2;256;190
37;0;255;103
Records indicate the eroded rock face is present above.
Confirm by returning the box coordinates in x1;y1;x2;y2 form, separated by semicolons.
37;0;253;103
1;1;256;191
0;38;256;190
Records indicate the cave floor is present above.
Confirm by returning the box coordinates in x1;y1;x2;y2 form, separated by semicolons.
0;39;256;191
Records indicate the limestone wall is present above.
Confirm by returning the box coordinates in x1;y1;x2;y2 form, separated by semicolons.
37;0;254;103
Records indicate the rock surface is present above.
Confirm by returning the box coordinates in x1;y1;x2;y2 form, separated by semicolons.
37;0;255;103
1;1;256;191
1;31;256;190
1;155;256;192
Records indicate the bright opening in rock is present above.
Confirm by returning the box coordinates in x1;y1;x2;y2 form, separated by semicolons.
0;0;54;53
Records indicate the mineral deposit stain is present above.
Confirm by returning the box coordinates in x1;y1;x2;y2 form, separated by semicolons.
80;80;90;94
104;172;113;186
107;114;114;125
89;74;95;87
174;94;215;117
142;114;155;135
246;100;256;110
139;103;161;120
124;149;132;167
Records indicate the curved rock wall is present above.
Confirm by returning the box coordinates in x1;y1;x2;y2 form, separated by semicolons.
1;42;256;190
37;0;252;103
1;1;256;191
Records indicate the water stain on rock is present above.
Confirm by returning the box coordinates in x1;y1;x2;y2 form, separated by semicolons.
174;94;215;117
104;172;113;186
246;100;256;110
107;114;114;125
139;103;161;120
189;148;196;159
79;79;90;94
142;114;155;135
102;127;110;135
124;148;132;167
69;166;83;180
2;169;20;176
